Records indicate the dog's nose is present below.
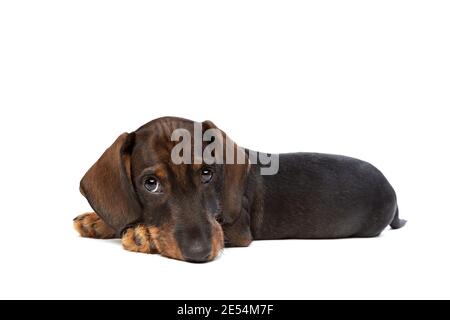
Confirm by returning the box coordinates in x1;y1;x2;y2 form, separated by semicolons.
182;242;211;263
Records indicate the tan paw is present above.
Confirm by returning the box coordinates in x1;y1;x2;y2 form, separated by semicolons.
73;212;116;239
122;225;159;254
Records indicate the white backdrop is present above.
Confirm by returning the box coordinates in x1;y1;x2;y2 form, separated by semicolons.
1;1;449;299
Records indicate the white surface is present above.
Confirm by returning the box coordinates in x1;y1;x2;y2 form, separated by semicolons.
0;1;449;299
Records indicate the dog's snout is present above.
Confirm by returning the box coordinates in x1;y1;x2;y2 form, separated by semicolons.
182;241;211;263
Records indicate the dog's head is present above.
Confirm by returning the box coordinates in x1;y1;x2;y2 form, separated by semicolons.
80;117;249;262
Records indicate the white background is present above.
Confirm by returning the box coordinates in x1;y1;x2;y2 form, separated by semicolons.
0;1;449;300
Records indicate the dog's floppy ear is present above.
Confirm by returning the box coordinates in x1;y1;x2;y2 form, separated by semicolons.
80;132;141;234
202;120;249;225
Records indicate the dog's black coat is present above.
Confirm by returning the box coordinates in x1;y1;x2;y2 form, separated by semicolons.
245;153;404;240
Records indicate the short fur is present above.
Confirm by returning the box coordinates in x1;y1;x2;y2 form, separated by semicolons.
74;117;405;262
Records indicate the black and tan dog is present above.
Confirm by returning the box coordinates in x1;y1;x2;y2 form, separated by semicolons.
74;117;406;262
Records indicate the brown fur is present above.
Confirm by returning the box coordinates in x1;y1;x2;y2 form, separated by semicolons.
209;218;225;260
79;133;141;232
149;221;184;261
73;212;116;239
122;225;159;254
154;167;167;179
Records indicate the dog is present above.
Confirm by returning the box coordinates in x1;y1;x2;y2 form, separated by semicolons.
74;116;406;262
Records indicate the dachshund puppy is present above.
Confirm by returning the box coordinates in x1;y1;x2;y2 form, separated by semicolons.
74;117;405;262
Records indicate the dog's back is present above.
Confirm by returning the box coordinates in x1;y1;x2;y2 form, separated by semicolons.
252;153;403;240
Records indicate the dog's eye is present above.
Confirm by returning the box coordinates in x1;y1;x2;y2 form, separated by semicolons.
201;168;214;184
144;177;161;193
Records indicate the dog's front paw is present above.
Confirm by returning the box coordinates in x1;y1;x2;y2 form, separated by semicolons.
73;212;116;239
122;225;159;254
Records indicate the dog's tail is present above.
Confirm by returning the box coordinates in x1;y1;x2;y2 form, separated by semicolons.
390;206;407;229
